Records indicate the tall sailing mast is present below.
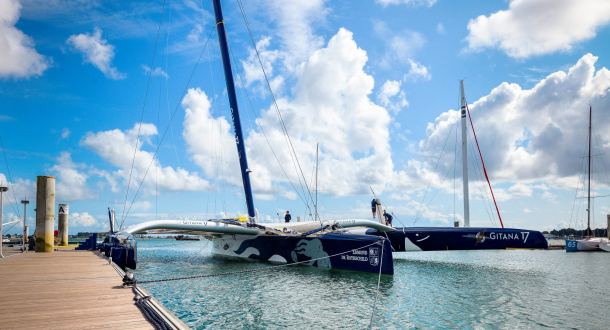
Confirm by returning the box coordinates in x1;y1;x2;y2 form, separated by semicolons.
460;80;470;227
213;0;256;222
586;104;592;238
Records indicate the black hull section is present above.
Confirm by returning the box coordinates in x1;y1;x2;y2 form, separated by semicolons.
213;232;394;275
367;227;548;251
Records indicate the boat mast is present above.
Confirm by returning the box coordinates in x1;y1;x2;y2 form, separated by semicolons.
315;143;319;222
460;80;470;227
587;104;592;238
213;0;256;221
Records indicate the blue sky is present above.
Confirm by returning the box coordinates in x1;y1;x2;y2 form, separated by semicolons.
2;0;610;234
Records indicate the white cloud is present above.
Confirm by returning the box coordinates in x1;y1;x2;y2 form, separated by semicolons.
82;123;211;194
184;29;394;198
50;152;96;202
142;65;168;78
61;128;70;139
542;191;557;202
404;60;431;81
437;23;445;35
377;80;408;113
0;0;50;79
71;212;98;227
465;0;610;58
508;183;533;197
374;21;427;71
415;54;610;192
376;0;437;8
67;28;125;80
524;208;531;213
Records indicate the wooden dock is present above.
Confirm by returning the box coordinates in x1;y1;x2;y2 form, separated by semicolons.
0;248;188;329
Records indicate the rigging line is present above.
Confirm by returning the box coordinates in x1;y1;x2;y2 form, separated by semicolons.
121;0;167;225
413;112;458;224
568;128;590;229
466;128;496;227
413;146;462;225
454;85;459;223
592;127;610;205
226;33;314;214
0;134;20;217
236;0;316;210
164;0;181;167
465;103;504;228
465;125;496;226
368;239;385;330
120;26;217;227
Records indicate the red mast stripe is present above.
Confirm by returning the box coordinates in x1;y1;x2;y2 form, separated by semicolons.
465;104;504;228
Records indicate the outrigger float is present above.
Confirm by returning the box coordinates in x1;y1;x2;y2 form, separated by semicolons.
100;0;546;276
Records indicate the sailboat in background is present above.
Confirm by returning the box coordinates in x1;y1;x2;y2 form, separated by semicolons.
566;105;609;252
363;80;548;251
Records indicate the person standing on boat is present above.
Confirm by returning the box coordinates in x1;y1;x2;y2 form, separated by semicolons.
371;199;381;219
284;211;292;223
383;210;393;228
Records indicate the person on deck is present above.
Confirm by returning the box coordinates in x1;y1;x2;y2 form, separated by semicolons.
285;211;292;223
383;210;393;228
371;199;381;219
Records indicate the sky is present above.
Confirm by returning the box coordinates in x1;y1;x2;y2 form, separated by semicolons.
2;0;610;234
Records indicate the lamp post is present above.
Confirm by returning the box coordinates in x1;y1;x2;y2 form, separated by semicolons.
0;186;8;258
21;199;29;253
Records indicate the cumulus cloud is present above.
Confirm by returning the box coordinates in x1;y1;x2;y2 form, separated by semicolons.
416;54;610;193
404;60;431;81
508;183;533;197
50;152;96;202
377;80;408;113
184;28;394;198
465;0;610;58
82;123;211;194
67;28;125;80
71;212;98;227
376;0;437;7
0;0;50;79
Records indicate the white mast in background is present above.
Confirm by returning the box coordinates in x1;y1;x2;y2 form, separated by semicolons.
460;80;470;227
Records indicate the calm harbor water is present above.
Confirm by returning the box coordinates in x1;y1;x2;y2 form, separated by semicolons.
133;239;609;329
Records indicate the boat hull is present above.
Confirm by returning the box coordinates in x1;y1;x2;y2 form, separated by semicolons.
566;238;609;251
365;227;548;251
599;243;610;252
211;232;394;275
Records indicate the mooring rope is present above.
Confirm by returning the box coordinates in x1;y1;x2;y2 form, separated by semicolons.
132;284;172;330
368;239;385;330
132;240;383;285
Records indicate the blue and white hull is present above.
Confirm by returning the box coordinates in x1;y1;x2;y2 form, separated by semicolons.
365;227;548;251
211;232;394;275
566;238;609;251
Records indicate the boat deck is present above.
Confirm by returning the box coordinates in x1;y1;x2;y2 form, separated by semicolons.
0;248;184;329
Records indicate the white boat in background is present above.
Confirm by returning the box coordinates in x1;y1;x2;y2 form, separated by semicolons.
565;104;609;252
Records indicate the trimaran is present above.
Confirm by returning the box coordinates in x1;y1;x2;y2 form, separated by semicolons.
100;0;547;275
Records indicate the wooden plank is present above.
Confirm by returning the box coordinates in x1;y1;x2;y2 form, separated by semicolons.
0;250;154;329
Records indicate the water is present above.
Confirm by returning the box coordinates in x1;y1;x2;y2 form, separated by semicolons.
133;239;610;329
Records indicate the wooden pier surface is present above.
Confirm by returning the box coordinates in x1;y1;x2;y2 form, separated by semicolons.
0;249;154;329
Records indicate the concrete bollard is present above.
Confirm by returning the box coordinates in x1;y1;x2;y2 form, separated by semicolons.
58;204;69;246
35;176;56;252
454;220;460;227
